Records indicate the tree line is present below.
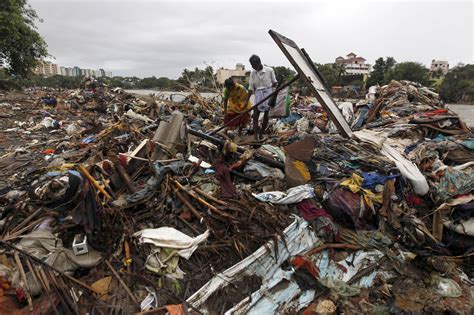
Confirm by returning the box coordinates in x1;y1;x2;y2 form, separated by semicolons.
2;61;473;104
108;66;218;91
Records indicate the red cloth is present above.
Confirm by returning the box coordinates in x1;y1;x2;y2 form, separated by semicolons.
213;156;239;198
421;109;449;117
298;200;341;242
291;256;319;278
224;112;250;129
406;194;423;206
297;200;334;221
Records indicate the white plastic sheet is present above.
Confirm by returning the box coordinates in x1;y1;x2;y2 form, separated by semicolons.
39;117;56;128
381;144;429;195
253;184;315;204
124;109;154;124
188;155;211;168
140;287;158;311
134;227;209;259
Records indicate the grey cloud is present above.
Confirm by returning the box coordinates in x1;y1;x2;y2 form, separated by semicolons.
30;0;473;78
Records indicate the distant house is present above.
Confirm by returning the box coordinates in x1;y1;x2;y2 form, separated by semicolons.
216;63;250;84
335;53;371;75
431;60;449;75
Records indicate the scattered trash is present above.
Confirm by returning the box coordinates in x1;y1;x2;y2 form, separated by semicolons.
0;36;472;314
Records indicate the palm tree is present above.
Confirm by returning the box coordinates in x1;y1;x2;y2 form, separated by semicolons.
333;63;347;83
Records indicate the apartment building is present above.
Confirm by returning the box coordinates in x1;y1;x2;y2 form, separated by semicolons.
335;52;371;75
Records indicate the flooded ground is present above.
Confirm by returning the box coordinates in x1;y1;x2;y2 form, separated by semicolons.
447;104;474;127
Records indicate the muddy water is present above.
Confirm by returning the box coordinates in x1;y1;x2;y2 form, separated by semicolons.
446;104;474;127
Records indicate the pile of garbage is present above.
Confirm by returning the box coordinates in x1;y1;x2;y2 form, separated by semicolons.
0;79;473;314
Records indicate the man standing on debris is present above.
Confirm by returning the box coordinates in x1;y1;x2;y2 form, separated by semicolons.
223;78;252;134
244;55;277;140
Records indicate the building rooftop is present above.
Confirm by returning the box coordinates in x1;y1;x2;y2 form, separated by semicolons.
335;53;367;64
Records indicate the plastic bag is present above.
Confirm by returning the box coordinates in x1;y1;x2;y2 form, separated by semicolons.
269;87;290;118
431;275;462;297
253;184;315;204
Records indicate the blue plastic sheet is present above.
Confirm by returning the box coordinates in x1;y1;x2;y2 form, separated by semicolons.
352;106;369;129
81;136;96;144
461;139;474;151
279;112;302;125
361;172;398;188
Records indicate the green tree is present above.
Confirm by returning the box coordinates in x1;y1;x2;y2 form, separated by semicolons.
439;64;474;103
176;69;191;87
340;74;364;87
108;76;125;88
333;63;347;82
201;65;216;88
314;63;338;88
431;68;444;79
156;77;171;88
367;57;396;86
430;76;444;92
384;62;430;86
385;57;396;69
137;76;159;89
176;66;216;89
272;66;295;83
0;0;48;77
368;58;386;86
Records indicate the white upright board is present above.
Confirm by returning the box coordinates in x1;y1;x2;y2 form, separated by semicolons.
269;30;353;138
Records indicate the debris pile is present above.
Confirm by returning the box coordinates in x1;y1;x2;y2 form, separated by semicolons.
0;76;473;314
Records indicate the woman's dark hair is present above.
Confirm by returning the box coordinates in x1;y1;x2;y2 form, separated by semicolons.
224;78;234;89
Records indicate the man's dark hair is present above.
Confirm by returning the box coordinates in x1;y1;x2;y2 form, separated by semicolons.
249;55;261;65
224;78;234;89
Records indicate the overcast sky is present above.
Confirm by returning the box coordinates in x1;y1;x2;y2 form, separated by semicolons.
29;0;473;78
